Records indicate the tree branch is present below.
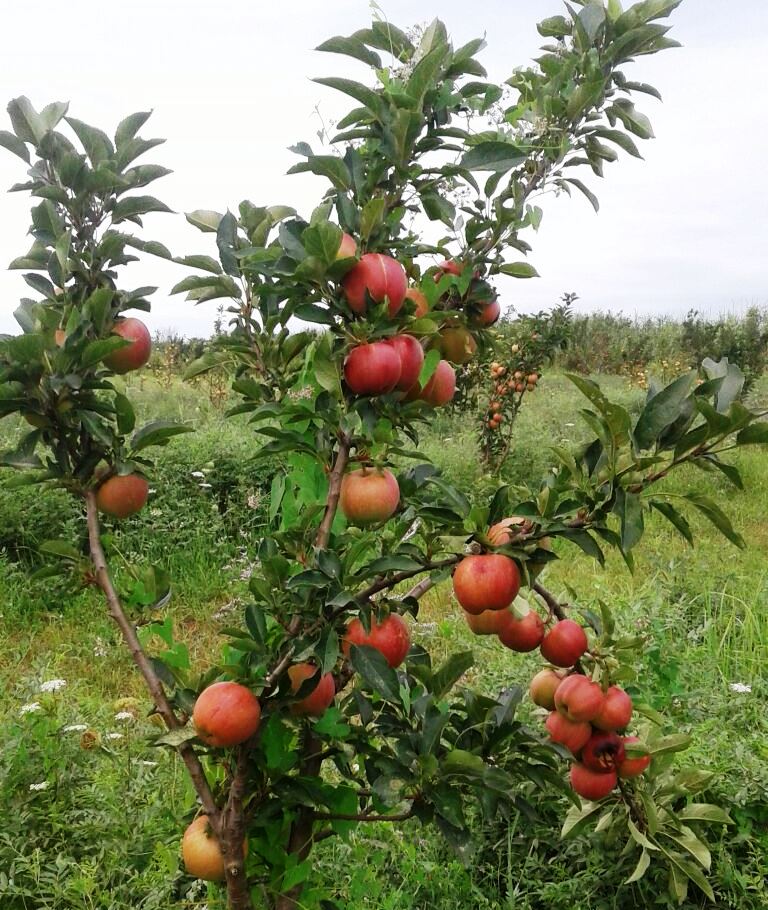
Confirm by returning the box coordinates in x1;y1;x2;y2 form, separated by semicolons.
314;433;351;551
84;492;220;825
220;744;254;909
356;555;460;603
312;808;416;823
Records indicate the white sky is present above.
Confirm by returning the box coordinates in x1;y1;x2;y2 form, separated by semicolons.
1;0;766;337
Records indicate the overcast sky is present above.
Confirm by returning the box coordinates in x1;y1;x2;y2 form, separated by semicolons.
1;0;766;337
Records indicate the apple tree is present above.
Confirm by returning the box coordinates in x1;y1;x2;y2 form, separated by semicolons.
3;3;767;909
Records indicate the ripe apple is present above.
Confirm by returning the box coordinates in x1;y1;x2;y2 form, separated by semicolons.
54;328;67;347
529;668;566;710
487;517;552;577
103;317;152;374
539;619;588;668
421;359;456;406
498;610;545;652
336;232;357;260
405;287;429;318
193;681;261;748
593;686;633;732
385;334;424;391
452;554;521;615
288;663;336;716
437;327;477;365
339;467;399;525
344;342;401;396
471;299;501;327
581;731;626;773
95;473;149;519
342;613;411;668
436;259;462;277
342;253;407;316
617;736;652;778
182;815;247;881
570;763;617;800
464;608;514;636
545;711;591;754
554;675;605;723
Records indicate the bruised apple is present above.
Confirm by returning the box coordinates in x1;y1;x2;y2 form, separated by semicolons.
193;681;262;748
288;663;336;716
342;253;407;316
452;554;521;615
342;614;410;668
95;473;149;519
103;317;152;374
581;731;626;773
340;467;399;525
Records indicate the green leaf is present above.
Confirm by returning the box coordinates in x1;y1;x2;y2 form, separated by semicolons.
460;140;527;173
39;539;81;561
628;818;658;852
607;100;654;139
312;77;383;117
559;529;604;565
81;337;131;368
131;420;193;452
736;422;768;446
634;372;697;450
303;221;342;264
0;130;30;162
65;116;114;165
658;847;715;902
684;494;745;548
625;849;651;884
316;36;382;69
537;15;571;37
115;111;152;146
561;800;604;838
678;803;732;825
113;393;136;434
614;488;644;551
431;651;473;699
111;195;173;223
360;197;386;242
349;644;400;702
498;261;539;279
260;715;296;771
563;178;600;213
185;210;223;233
7;97;46;144
649;733;692;755
649;500;693;546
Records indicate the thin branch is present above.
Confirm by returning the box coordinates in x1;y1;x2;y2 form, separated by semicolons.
357;555;460;603
532;581;569;622
617;778;647;833
312;808;416;823
404;575;437;601
84;492;220;824
314;433;351;551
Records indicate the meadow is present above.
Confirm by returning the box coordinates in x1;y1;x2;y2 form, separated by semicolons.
1;368;766;909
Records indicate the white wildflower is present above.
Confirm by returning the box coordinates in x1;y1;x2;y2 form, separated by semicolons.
105;732;124;741
62;724;88;733
40;679;67;693
20;702;42;716
729;682;752;694
199;483;212;490
148;488;157;495
93;637;108;658
114;711;135;723
29;781;49;792
191;471;205;478
137;760;158;768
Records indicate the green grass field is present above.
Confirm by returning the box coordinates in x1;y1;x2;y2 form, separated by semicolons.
1;372;766;909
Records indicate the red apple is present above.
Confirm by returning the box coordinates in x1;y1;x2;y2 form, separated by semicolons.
193;681;261;748
436;259;462;277
95;473;149;519
471;298;501;327
464;608;514;636
339;467;400;525
437;327;477;365
405;287;429;318
539;619;588;668
343;342;401;396
452;554;521;615
570;763;617;800
103;317;152;374
288;663;336;717
342;253;407;316
554;675;604;723
617;736;652;778
342;614;410;668
182;815;247;881
545;711;591;754
592;686;633;732
385;334;424;391
498;610;545;652
581;731;626;773
336;232;357;260
420;359;456;406
529;668;566;710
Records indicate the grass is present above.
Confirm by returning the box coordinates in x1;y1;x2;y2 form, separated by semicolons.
1;371;767;909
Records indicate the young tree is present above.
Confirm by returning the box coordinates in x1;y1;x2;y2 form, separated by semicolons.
3;3;766;909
